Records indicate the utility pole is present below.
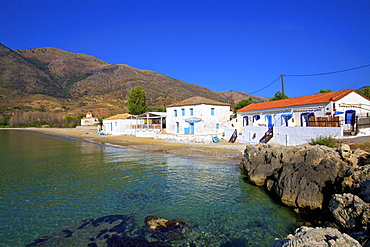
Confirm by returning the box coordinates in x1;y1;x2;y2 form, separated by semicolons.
280;74;285;99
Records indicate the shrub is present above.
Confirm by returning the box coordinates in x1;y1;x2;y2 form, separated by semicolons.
309;135;337;148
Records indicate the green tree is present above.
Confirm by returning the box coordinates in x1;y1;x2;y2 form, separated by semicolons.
128;86;148;115
233;98;252;114
271;91;289;101
319;89;332;93
359;87;370;98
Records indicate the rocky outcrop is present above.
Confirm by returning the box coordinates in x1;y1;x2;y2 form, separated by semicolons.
240;143;370;245
272;226;361;247
329;193;370;231
239;143;354;209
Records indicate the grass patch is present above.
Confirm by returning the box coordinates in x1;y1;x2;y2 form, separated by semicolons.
309;135;337;148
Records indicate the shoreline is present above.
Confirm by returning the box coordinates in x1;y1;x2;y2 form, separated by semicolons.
2;127;246;161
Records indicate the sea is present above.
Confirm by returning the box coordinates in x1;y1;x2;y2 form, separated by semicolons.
0;130;300;246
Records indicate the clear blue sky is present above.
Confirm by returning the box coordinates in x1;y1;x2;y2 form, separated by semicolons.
1;0;370;98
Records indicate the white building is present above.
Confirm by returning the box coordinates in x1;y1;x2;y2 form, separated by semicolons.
102;113;137;135
232;89;370;146
102;112;166;137
80;112;100;127
166;96;231;136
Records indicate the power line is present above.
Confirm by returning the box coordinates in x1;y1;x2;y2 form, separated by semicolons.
245;63;370;96
285;63;370;77
247;76;280;95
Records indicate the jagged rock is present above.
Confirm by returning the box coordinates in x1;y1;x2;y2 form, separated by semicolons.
272;226;361;247
328;193;370;232
339;144;370;167
240;143;370;210
342;165;370;203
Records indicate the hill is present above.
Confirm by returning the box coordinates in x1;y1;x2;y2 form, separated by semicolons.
0;43;267;119
215;90;269;105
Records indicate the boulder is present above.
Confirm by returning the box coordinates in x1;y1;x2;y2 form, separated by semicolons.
240;143;348;209
267;155;347;210
272;226;361;247
342;165;370;203
328;193;370;233
139;216;196;242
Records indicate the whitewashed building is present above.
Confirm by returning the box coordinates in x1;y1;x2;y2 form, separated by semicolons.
231;89;370;146
102;112;166;137
80;112;100;127
165;96;231;136
102;113;137;135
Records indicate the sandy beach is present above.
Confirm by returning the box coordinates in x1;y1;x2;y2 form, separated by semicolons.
9;127;247;161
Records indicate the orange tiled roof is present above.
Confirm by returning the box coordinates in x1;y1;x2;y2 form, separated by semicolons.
237;89;357;112
167;96;230;107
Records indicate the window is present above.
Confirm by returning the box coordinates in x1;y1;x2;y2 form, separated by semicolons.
243;116;249;126
300;113;314;126
190;108;193;116
252;115;260;122
181;108;185;116
174;110;177;117
211;108;215;116
281;114;292;127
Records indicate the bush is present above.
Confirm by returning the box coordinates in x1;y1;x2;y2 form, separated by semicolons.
309;135;337;148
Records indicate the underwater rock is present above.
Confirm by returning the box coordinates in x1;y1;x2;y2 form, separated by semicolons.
138;216;197;242
25;215;195;246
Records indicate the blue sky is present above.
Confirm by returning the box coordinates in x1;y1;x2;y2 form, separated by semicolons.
1;0;370;98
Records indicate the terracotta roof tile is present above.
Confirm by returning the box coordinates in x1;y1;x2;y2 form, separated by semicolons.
237;89;357;112
167;96;230;107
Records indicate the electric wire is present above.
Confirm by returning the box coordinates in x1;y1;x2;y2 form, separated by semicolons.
285;64;370;77
246;63;370;96
247;76;280;95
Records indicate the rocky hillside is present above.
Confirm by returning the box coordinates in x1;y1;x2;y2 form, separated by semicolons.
0;43;267;118
215;90;269;104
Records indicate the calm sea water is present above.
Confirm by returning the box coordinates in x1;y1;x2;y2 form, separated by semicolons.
0;130;299;246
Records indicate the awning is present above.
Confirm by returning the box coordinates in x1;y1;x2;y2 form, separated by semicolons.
334;111;344;115
185;117;202;123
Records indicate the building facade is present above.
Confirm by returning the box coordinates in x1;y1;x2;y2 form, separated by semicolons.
166;96;231;135
233;89;370;145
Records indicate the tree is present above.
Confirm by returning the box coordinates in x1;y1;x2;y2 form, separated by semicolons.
319;89;332;93
128;86;148;115
271;91;289;101
359;87;370;98
233;98;252;114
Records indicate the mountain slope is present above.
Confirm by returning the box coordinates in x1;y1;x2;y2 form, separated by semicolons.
0;44;60;97
16;47;109;93
0;43;267;117
69;64;227;106
215;90;269;105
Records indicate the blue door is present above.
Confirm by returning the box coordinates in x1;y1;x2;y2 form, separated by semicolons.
189;123;194;134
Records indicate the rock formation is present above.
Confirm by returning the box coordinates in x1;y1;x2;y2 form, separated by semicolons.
239;143;370;245
272;226;361;247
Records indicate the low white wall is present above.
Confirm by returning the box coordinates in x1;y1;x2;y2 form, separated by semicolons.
155;134;222;143
237;126;343;146
135;128;163;138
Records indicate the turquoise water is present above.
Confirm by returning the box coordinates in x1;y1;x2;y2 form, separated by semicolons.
0;130;299;246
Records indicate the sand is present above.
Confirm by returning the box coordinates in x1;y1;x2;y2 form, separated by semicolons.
11;128;247;161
